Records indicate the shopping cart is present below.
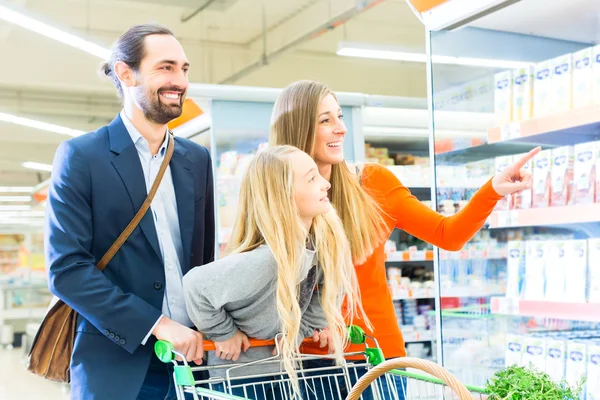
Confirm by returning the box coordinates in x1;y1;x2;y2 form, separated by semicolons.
154;326;489;400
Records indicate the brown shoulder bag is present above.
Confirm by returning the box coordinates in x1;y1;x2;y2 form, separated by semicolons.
26;133;175;383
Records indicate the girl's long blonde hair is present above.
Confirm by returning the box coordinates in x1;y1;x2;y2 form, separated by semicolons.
227;145;365;396
269;80;388;265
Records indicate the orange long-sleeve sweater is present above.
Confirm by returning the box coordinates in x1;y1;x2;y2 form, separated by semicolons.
302;163;503;359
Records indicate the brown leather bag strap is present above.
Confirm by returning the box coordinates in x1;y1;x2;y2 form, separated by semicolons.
96;132;175;271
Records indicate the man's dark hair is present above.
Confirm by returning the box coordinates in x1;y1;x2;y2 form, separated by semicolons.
101;24;174;99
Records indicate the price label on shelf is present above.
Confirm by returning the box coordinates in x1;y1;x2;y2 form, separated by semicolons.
500;125;511;141
508;211;519;226
410;251;427;261
509;122;521;139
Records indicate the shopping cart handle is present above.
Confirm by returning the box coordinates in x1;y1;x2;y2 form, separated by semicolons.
154;325;367;363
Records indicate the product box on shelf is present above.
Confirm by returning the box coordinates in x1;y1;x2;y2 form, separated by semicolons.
573;141;599;204
512;152;534;209
545;337;567;383
524;241;547;301
593;45;600;106
523;335;547;372
565;340;587;390
586;342;600;400
495;156;514;211
534;60;553;117
532;150;552;208
505;334;524;367
573;47;594;109
564;240;588;303
587;238;600;304
494;70;513;126
544;240;566;300
551;53;574;113
551;146;575;206
512;66;534;121
506;241;526;298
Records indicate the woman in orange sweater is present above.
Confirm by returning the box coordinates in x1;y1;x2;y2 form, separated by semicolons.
269;80;539;399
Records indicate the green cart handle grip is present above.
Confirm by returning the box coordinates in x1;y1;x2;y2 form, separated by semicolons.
154;340;176;363
348;325;367;344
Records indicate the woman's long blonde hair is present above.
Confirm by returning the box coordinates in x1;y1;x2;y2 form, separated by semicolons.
270;80;388;265
227;145;365;396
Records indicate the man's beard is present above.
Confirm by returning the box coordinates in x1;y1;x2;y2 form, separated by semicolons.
136;85;185;125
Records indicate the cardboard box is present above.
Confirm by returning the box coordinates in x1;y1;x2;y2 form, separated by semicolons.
534;60;554;117
551;53;574;113
573;47;594;109
574;142;599;204
564;240;588;303
495;70;513;125
532;150;552;208
551;146;575;206
512;66;534;121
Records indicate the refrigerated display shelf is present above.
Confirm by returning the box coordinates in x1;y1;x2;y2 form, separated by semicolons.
491;297;600;322
392;285;505;301
436;106;600;163
489;203;600;228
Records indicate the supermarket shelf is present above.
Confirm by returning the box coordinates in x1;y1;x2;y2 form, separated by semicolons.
386;250;433;262
392;285;505;301
436;106;600;163
491;297;600;322
403;330;434;343
489;203;600;228
488;106;600;146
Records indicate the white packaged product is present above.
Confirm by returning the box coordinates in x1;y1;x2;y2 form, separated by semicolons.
550;146;575;206
523;336;546;372
573;141;599;204
551;53;573;113
573;47;594;109
566;340;587;391
506;334;524;367
524;241;547;300
506;241;526;298
588;238;600;303
534;60;553;117
494;70;513;125
586;342;600;400
544;240;565;300
512;66;534;121
532;150;552;208
593;45;600;106
564;240;588;303
545;337;567;383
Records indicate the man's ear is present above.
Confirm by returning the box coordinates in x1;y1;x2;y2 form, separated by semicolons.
114;61;137;89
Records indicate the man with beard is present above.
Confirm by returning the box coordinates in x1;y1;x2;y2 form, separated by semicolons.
45;24;214;400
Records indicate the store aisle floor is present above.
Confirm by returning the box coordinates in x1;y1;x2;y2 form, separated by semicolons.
0;347;69;400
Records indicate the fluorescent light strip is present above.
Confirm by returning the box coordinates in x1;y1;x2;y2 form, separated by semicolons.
0;112;85;136
337;46;534;69
0;187;33;193
0;196;32;202
0;4;110;60
22;162;53;172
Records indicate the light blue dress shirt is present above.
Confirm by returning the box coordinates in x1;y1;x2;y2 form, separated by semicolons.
120;111;193;344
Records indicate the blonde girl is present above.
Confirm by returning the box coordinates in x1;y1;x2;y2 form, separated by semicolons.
183;145;367;399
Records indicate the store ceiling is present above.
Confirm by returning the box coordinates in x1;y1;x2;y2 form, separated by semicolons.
0;0;426;188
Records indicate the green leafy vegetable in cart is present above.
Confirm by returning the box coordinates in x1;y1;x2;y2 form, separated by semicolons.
485;365;584;400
